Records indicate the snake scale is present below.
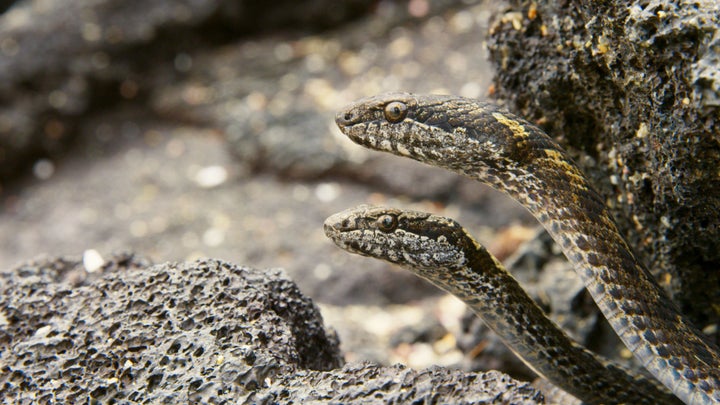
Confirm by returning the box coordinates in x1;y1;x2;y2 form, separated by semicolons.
324;205;681;404
332;93;720;404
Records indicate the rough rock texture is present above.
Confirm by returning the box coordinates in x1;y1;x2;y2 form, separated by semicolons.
257;363;544;404
0;0;376;183
0;255;342;403
488;0;720;340
0;255;543;403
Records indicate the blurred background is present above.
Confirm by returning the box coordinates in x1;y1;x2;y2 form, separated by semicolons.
0;0;588;383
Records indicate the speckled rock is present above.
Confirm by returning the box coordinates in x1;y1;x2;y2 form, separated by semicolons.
0;255;342;403
0;254;544;403
488;0;720;341
254;363;544;404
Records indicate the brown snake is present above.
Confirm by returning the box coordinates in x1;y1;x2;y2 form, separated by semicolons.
334;93;720;404
324;205;680;404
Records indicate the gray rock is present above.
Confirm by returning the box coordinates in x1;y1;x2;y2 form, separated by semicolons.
0;254;543;403
487;0;720;341
0;254;342;402
255;363;544;404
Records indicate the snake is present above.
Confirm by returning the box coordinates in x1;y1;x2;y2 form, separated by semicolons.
324;204;681;404
333;93;720;404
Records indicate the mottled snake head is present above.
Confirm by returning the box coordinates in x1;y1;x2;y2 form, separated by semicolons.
323;204;471;271
335;92;528;175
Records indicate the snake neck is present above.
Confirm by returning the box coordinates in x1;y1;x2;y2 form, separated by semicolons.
477;162;720;405
410;239;681;405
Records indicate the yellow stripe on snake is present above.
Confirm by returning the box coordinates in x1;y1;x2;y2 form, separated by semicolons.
333;93;720;404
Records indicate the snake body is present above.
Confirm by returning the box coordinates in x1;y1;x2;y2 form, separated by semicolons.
334;93;720;404
324;205;681;404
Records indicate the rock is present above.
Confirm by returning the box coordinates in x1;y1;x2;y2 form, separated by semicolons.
255;363;544;404
0;254;543;403
0;1;16;14
487;0;720;341
0;255;342;402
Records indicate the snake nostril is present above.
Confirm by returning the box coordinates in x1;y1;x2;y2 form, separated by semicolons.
337;111;355;126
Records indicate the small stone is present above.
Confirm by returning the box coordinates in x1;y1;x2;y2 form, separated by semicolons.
83;249;105;273
193;165;228;188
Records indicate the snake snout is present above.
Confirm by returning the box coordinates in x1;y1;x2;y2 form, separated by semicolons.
335;109;357;128
323;219;337;238
323;212;351;238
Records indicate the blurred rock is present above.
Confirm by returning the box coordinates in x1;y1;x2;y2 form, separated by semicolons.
0;0;378;183
149;0;495;198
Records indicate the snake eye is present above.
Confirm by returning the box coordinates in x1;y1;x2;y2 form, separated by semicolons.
377;214;398;232
384;101;407;123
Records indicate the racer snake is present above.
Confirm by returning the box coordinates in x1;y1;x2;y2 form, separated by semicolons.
333;93;720;404
324;204;680;404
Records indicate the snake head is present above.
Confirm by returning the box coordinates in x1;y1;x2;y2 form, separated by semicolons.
335;92;531;176
336;92;455;159
323;204;471;272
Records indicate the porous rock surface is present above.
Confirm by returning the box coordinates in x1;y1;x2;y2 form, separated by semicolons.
0;254;543;404
0;254;341;403
488;0;720;339
258;363;543;404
